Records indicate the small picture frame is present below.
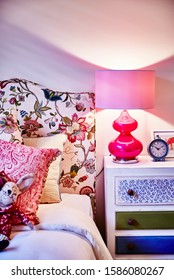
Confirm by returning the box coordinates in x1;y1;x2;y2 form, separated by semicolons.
152;130;174;158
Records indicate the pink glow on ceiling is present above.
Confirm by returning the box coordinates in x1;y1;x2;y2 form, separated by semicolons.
1;0;174;69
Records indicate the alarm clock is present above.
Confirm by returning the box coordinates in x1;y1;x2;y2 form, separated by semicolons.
147;138;169;161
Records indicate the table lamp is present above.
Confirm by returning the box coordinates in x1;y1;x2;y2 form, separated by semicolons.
95;70;155;163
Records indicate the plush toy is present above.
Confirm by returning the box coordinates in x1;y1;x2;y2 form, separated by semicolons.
0;173;35;251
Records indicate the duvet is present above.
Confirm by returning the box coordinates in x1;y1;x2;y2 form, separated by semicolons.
0;194;112;260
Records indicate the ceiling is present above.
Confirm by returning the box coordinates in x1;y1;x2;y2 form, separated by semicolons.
1;0;174;70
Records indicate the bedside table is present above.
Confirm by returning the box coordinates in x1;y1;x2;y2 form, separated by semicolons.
104;155;174;259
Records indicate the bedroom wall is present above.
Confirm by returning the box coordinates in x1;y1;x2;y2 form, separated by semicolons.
1;0;174;238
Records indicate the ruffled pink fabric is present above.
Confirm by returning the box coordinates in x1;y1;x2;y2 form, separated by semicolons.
0;139;61;224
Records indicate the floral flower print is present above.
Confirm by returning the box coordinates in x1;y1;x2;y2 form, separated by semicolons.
59;113;89;143
80;186;93;195
78;175;88;182
10;86;16;92
89;142;95;152
75;102;86;112
18;95;25;102
61;175;74;188
9;97;16;105
0;91;5;99
84;158;95;174
20;118;43;137
44;116;59;129
0;115;17;134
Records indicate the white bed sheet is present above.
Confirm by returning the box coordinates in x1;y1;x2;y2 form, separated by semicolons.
0;194;112;260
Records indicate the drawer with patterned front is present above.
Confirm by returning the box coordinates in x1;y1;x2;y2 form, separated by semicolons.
116;211;174;230
116;177;174;205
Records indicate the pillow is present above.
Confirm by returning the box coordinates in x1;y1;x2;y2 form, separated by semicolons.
23;134;67;203
0;139;61;224
0;108;23;143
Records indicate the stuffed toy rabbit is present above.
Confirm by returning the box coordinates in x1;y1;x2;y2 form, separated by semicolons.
0;173;35;251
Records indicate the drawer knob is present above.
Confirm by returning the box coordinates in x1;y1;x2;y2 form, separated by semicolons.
127;189;134;196
127;218;137;226
127;243;135;250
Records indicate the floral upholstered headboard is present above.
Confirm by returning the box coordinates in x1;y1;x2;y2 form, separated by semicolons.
0;78;96;199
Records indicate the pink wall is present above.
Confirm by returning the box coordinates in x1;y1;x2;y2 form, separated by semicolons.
1;0;174;237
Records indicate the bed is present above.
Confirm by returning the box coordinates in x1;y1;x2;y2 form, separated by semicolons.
0;78;112;260
1;194;112;260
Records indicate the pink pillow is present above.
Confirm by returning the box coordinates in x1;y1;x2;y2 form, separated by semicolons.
0;139;61;224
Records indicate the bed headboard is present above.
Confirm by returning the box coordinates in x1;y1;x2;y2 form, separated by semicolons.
0;78;96;200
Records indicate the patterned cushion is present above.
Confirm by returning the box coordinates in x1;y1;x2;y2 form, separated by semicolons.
0;139;60;224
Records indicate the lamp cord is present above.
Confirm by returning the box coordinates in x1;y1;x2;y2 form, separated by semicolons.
96;154;111;178
96;167;104;178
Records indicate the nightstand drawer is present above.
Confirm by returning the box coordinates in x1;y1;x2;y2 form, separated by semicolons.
116;236;174;254
116;177;174;205
116;211;174;230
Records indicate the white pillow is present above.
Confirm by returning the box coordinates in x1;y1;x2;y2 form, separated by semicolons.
24;134;67;203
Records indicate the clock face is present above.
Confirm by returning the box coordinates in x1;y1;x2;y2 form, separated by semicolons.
148;139;169;161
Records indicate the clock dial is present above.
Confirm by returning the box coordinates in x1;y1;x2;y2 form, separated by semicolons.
148;139;169;161
150;140;167;157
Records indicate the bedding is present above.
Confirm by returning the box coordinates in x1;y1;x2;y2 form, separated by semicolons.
0;194;112;260
0;78;112;260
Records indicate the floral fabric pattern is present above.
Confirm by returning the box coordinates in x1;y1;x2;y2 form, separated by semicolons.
0;78;96;197
0;109;23;143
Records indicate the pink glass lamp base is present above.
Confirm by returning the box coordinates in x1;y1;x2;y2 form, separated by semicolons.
108;110;143;163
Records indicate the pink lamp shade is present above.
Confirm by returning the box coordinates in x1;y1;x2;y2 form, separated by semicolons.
95;70;155;109
95;70;155;163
